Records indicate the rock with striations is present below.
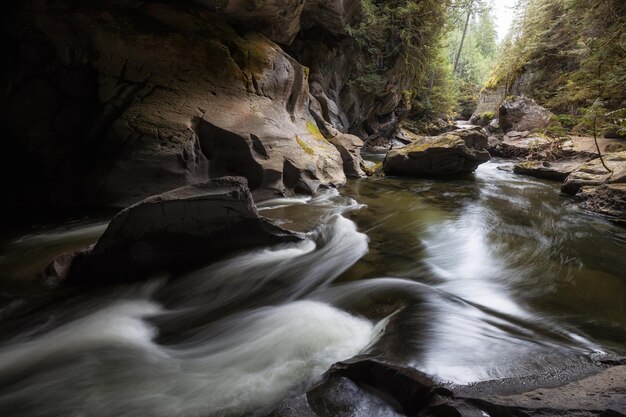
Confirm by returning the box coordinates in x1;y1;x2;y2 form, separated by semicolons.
4;0;416;207
45;177;303;286
578;184;626;221
499;96;560;133
383;129;490;177
561;151;626;195
4;0;347;207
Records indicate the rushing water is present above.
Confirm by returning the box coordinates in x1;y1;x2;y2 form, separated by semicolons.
0;159;625;416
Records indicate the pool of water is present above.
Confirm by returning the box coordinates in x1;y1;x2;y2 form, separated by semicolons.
0;159;624;416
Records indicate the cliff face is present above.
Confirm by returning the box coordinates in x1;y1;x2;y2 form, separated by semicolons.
1;0;409;207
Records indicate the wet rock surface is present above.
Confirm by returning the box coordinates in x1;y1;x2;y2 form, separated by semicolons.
4;0;350;206
44;177;302;286
383;129;490;177
269;357;626;417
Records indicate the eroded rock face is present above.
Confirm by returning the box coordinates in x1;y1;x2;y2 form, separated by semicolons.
329;133;366;178
562;151;626;195
194;0;360;44
4;0;347;207
288;25;411;146
499;96;559;133
383;129;490;177
45;177;303;285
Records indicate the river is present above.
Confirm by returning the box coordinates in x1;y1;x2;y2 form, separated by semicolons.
0;159;624;417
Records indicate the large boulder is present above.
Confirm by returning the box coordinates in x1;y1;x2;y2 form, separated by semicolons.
562;151;626;195
499;96;559;133
383;129;490;177
45;177;303;286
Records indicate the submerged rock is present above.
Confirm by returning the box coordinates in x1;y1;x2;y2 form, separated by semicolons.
45;177;302;285
499;96;559;133
562;151;626;195
383;129;490;177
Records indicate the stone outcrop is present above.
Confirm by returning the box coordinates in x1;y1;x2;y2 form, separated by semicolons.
328;133;366;178
383;128;490;177
562;151;626;195
499;96;559;133
195;0;361;44
496;131;551;157
3;0;351;207
44;177;302;286
269;358;446;417
3;0;414;209
513;160;587;182
288;26;410;144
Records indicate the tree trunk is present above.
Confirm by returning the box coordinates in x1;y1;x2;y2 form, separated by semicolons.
454;9;472;75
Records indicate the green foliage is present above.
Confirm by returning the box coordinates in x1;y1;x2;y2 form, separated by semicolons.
556;114;578;130
486;0;626;114
446;1;499;117
481;111;495;123
347;0;449;95
409;0;500;120
605;108;626;137
413;45;458;118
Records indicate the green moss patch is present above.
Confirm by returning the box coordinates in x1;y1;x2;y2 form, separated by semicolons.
306;121;326;142
296;135;315;156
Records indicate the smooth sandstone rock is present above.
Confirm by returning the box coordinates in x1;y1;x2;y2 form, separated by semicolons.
5;1;349;207
383;130;490;177
47;177;303;285
513;160;587;182
562;151;626;195
329;133;366;178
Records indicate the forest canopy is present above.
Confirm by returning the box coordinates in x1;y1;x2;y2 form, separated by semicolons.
486;0;626;113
